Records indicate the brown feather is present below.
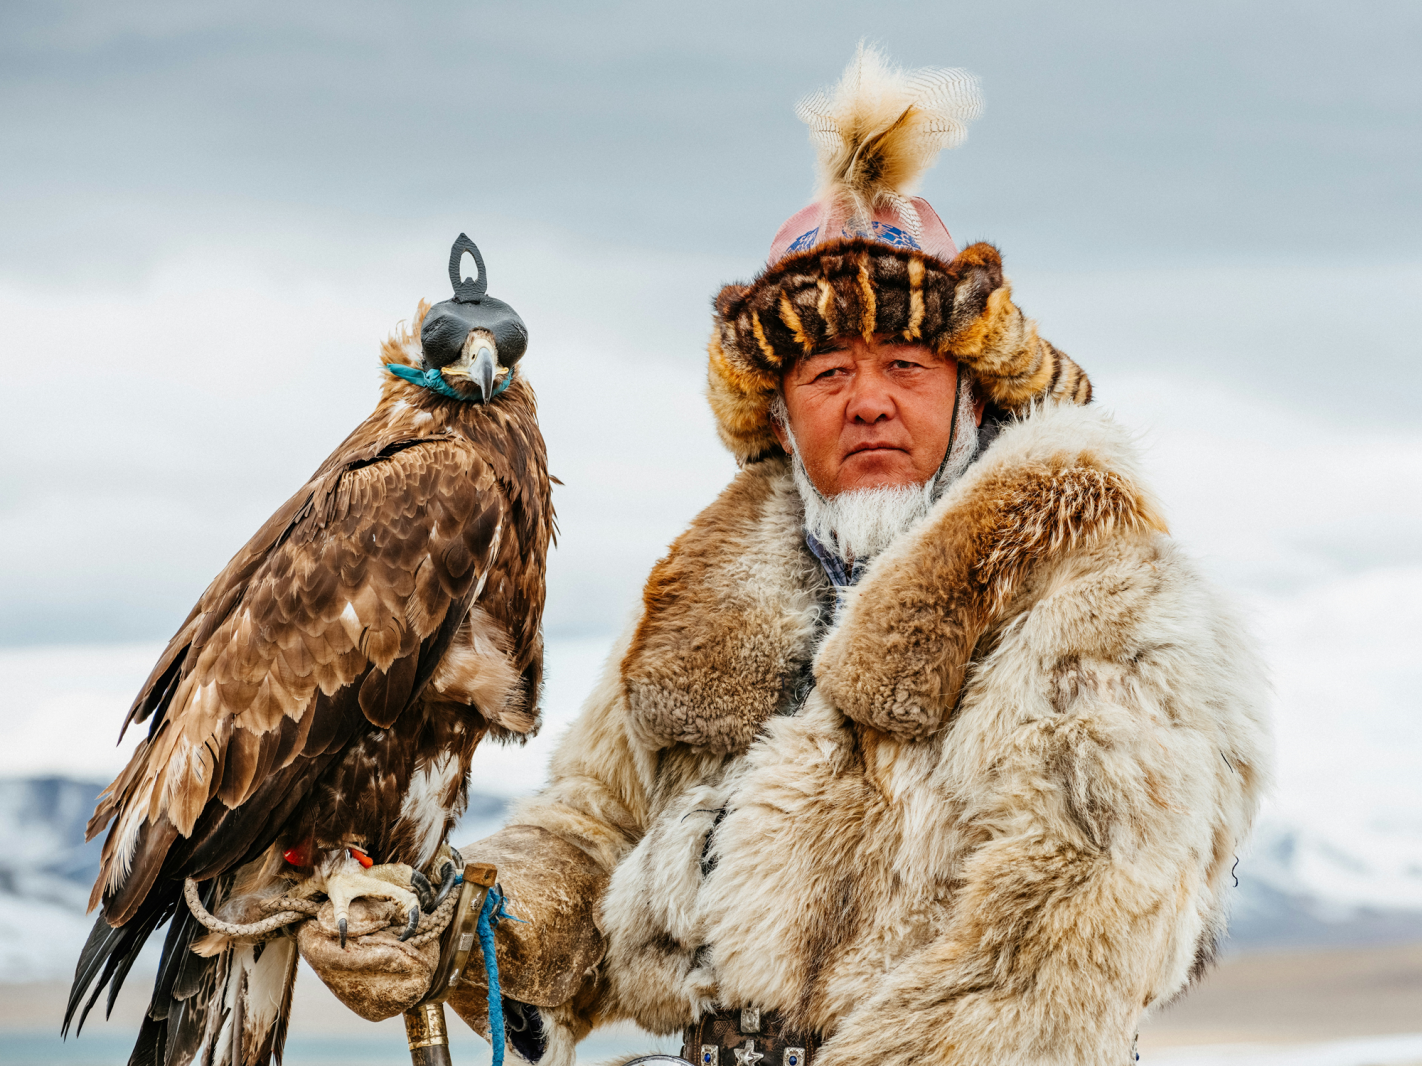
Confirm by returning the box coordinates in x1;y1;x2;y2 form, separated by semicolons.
90;305;553;925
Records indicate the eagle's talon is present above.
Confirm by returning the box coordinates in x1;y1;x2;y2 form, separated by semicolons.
430;859;459;910
411;869;435;912
296;853;423;946
398;903;421;941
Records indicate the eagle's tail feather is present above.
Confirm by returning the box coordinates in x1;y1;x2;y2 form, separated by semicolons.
65;914;127;1036
63;876;302;1066
63;883;181;1038
104;918;151;1019
139;876;227;1066
127;1013;167;1066
232;937;300;1066
165;934;298;1066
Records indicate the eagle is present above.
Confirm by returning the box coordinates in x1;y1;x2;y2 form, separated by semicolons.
64;235;554;1066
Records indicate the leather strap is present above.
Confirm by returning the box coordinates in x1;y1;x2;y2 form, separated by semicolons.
681;1008;821;1066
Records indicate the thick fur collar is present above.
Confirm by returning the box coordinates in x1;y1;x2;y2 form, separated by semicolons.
818;402;1168;738
622;403;1167;750
621;458;829;755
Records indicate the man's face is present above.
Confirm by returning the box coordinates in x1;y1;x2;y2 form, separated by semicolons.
773;335;960;496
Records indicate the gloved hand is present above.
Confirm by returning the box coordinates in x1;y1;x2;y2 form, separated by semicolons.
294;845;464;1022
297;895;441;1021
295;825;608;1026
443;826;608;1027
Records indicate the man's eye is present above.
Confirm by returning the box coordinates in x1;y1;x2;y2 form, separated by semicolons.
815;367;847;381
891;360;923;371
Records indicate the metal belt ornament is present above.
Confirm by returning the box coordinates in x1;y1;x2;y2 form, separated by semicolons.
403;862;499;1066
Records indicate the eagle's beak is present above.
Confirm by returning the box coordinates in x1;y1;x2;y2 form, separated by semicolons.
438;337;505;401
470;344;497;402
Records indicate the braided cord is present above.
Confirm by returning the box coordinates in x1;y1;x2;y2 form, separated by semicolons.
181;877;459;945
182;878;311;939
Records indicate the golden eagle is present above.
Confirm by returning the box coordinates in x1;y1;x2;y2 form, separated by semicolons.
64;235;554;1066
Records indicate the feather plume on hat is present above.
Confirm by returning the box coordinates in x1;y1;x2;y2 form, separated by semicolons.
705;48;1090;466
795;44;983;241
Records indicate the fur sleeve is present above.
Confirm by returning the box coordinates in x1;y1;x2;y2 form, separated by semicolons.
817;537;1271;1066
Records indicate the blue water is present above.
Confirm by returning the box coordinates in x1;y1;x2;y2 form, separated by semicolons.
7;1028;679;1065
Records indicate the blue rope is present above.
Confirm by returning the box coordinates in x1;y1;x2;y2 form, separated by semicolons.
384;363;513;402
477;884;524;1066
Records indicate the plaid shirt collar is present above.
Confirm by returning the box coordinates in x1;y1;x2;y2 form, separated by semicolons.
805;532;869;614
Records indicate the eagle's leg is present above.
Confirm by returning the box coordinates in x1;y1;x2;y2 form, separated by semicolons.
298;852;424;948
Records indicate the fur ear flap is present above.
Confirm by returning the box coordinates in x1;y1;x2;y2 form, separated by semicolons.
945;243;1005;332
796;44;982;239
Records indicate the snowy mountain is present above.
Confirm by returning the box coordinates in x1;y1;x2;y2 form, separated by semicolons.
1231;824;1422;950
1229;566;1422;946
0;775;509;981
0;776;109;981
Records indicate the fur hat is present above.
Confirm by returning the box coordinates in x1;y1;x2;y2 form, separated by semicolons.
707;46;1092;463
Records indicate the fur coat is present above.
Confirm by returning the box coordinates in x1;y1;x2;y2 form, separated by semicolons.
445;400;1273;1066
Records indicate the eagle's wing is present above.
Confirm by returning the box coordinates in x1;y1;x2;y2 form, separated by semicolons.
87;431;536;927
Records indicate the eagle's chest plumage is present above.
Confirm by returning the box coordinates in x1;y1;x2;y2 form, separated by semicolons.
289;387;553;870
306;696;484;869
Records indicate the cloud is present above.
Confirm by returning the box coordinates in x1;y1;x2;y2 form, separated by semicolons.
3;0;1420;282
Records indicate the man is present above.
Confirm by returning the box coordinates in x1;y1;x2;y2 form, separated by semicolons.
309;49;1273;1065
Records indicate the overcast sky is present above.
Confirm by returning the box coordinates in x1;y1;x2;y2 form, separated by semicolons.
1;0;1419;645
5;0;1420;269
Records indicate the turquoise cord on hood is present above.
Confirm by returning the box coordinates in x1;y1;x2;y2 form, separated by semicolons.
384;363;513;402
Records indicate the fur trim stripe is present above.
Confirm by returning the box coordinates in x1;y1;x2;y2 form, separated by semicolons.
856;255;877;339
708;240;1091;462
751;313;781;367
905;256;926;340
816;278;838;338
778;293;814;355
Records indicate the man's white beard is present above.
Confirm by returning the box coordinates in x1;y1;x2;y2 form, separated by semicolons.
782;375;981;565
794;458;934;563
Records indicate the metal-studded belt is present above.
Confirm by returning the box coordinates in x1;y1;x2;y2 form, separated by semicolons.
682;1007;822;1066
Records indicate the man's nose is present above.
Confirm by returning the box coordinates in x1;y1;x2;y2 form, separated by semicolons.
845;368;895;423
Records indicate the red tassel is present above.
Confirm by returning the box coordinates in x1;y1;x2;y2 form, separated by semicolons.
282;838;313;867
349;847;373;869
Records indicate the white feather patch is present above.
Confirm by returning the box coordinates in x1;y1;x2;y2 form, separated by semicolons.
208;937;297;1066
338;600;362;643
244;936;297;1038
106;782;153;894
399;753;461;869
